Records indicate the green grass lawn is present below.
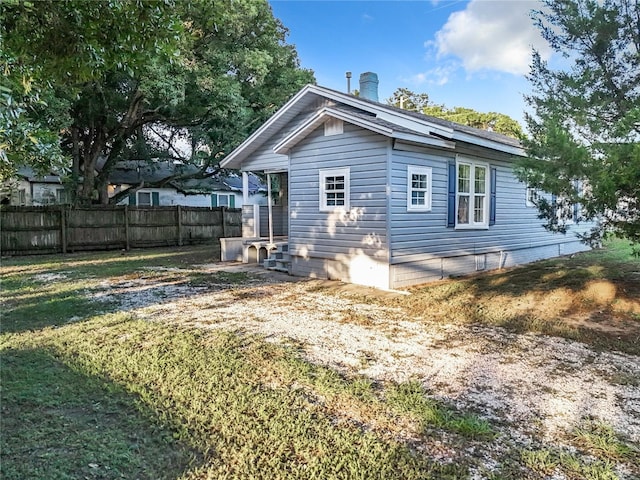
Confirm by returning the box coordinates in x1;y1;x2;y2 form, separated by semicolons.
1;242;638;479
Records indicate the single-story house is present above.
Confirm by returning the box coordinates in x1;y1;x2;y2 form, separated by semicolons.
1;167;68;206
220;73;593;290
108;161;267;208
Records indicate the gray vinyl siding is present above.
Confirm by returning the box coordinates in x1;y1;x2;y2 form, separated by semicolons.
288;123;389;262
241;110;318;172
389;145;593;264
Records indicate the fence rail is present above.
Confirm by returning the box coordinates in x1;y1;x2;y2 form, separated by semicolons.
0;205;242;255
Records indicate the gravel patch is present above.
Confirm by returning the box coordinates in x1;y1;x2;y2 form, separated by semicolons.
90;264;640;466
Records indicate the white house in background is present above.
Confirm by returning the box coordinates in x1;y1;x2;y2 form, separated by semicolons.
219;72;594;290
108;161;267;208
1;167;69;206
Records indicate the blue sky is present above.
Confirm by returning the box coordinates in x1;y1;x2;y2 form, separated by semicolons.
269;0;552;128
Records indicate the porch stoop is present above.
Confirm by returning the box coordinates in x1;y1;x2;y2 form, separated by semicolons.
263;243;290;273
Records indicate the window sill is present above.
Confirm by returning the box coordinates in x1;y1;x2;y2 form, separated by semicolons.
319;206;350;213
455;225;490;230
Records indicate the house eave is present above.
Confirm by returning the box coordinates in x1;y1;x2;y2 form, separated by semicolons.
221;83;525;169
220;84;319;169
453;132;526;156
273;107;393;155
273;107;455;155
392;131;455;150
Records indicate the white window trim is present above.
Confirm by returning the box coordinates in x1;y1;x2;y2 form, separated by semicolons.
17;189;27;206
217;193;231;207
456;158;490;230
526;186;539;208
137;191;152;206
407;165;432;212
137;190;160;206
319;167;350;212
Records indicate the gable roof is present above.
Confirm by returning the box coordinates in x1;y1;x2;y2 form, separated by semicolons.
15;167;63;184
109;161;265;195
273;106;455;154
221;84;525;169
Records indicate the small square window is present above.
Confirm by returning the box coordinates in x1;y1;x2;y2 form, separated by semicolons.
407;166;432;211
218;194;229;207
138;192;152;206
319;167;350;212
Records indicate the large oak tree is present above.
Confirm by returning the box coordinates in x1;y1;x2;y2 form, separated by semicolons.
1;0;314;203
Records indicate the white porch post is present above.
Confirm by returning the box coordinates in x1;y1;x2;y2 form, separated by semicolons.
242;171;249;205
253;204;260;238
267;173;274;245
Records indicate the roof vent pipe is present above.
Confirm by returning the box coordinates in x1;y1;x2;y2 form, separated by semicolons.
359;72;379;102
346;71;352;94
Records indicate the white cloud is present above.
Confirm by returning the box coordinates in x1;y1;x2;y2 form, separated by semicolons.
404;62;459;86
433;0;552;76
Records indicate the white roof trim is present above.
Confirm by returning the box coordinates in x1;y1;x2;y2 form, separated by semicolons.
221;83;524;169
273;107;391;154
393;132;455;149
306;86;455;138
273;107;454;155
452;131;526;156
220;84;317;168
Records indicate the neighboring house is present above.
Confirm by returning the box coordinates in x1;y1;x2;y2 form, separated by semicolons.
220;72;594;289
108;161;267;208
0;167;68;206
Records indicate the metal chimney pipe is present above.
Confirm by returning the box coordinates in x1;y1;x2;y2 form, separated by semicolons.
346;71;352;94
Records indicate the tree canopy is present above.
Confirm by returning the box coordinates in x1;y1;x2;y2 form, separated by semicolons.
516;0;640;249
1;0;314;203
385;88;524;139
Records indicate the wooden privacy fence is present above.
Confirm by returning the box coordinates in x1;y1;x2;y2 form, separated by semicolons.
0;205;242;255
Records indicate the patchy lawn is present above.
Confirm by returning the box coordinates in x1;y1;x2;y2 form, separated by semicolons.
1;241;638;479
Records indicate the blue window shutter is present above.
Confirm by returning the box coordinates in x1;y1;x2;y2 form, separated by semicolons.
489;167;497;226
211;194;217;207
152;192;160;206
447;161;456;227
229;195;235;208
129;193;136;206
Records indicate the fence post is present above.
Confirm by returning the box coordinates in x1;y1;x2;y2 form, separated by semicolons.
177;205;183;246
60;206;67;254
221;206;227;239
124;205;130;250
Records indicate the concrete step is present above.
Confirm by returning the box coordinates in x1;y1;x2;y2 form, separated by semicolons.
267;265;290;273
263;258;277;268
273;252;290;261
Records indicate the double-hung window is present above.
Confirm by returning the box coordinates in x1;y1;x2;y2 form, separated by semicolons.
319;167;350;211
456;159;489;228
407;165;432;211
